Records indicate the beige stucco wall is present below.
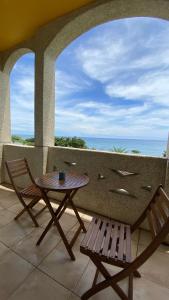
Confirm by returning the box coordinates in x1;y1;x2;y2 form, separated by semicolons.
47;146;167;227
3;144;167;226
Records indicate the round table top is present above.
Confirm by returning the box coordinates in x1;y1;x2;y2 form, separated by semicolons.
35;171;89;191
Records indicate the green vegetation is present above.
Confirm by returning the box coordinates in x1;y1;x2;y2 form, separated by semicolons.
12;135;87;149
163;150;166;157
131;149;141;154
11;135;166;156
12;135;25;144
54;136;87;148
111;146;128;153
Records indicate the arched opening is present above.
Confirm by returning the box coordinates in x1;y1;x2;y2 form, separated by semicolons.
55;17;169;156
10;52;35;144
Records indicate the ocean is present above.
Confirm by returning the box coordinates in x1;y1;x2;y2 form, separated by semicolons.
20;134;167;157
83;137;167;157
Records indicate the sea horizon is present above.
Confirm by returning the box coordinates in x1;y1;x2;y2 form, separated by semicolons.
13;133;168;157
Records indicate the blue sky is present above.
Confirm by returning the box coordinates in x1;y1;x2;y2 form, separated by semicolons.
10;17;169;140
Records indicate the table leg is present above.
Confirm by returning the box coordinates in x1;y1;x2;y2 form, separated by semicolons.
36;193;69;245
36;189;75;260
69;197;87;233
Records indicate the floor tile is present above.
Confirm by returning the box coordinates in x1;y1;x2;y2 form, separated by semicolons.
139;229;169;253
134;277;169;300
0;219;35;247
0;187;169;300
138;245;169;288
0;249;34;300
69;293;80;300
0;241;10;257
0;209;16;228
0;190;18;209
38;234;89;291
75;260;128;300
8;268;71;300
12;227;61;266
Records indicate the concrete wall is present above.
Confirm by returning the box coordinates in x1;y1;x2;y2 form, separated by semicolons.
46;147;167;227
3;144;169;243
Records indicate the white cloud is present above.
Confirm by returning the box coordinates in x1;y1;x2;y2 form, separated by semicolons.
10;19;169;140
105;70;169;106
56;70;91;97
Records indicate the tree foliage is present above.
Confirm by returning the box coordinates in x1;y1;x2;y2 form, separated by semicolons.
54;136;87;148
12;135;87;149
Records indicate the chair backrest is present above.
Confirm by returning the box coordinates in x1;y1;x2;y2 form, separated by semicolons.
146;186;169;238
116;186;169;282
5;158;35;193
131;185;169;233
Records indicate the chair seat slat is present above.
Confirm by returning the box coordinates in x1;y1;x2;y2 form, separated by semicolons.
102;221;113;257
109;222;119;259
87;218;102;251
125;226;131;262
20;184;42;198
94;220;107;254
118;224;125;261
81;217;97;248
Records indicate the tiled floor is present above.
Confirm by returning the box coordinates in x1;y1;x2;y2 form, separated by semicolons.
0;185;169;300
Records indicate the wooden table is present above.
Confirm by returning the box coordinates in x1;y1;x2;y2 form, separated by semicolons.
35;171;89;260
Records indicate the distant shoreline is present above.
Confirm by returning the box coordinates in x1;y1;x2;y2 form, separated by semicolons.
12;134;167;157
13;134;167;143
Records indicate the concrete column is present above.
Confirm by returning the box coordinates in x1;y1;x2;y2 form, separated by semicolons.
34;51;55;147
34;51;55;174
0;69;11;182
0;70;11;144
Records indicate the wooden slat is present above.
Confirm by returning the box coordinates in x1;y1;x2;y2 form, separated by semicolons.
20;184;42;197
7;160;26;169
11;165;27;174
156;200;168;222
87;218;102;250
161;194;169;215
12;170;28;178
109;222;119;259
125;226;131;263
102;221;113;257
81;217;97;248
150;203;162;233
118;224;125;260
147;210;157;237
81;217;132;265
153;202;164;229
94;220;107;254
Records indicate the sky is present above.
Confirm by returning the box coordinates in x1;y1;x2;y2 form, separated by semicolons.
10;17;169;140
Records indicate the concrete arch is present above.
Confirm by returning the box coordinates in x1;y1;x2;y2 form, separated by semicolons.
3;48;33;74
46;0;169;59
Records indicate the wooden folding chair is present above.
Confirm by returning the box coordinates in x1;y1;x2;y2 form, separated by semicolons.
5;158;47;227
80;185;169;300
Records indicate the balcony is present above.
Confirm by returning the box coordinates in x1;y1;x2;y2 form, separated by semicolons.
0;184;169;300
1;1;169;299
0;142;169;299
